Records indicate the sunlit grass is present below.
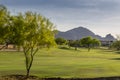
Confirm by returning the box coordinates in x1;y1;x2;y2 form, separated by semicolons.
0;47;120;78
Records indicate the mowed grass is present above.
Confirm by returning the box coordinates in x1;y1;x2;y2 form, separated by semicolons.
0;47;120;78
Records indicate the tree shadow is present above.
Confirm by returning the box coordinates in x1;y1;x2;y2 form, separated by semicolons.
115;51;120;54
110;58;120;60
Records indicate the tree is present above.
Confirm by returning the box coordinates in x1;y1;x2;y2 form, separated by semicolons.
0;5;10;49
55;37;67;45
111;35;120;50
80;37;100;51
68;40;80;50
80;37;92;51
111;41;120;50
92;38;101;48
110;35;120;50
10;12;56;78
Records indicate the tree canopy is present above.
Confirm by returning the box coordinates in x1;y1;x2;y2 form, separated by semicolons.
68;40;80;50
55;37;68;45
80;36;100;51
0;5;10;44
0;5;56;78
9;12;56;77
111;35;120;50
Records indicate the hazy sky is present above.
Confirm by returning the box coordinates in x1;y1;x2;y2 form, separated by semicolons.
1;0;120;37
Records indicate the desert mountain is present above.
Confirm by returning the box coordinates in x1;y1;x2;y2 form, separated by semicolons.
55;27;116;41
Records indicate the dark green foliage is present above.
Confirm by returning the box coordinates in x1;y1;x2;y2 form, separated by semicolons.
80;36;101;51
92;38;101;47
80;37;92;51
68;40;80;50
55;37;68;45
111;40;120;50
68;37;100;51
0;5;10;44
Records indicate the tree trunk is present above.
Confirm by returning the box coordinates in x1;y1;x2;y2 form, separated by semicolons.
75;47;77;50
25;55;34;78
26;69;30;78
23;47;38;78
88;47;90;52
88;45;91;52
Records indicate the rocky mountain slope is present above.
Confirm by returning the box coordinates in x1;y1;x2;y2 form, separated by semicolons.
55;27;116;41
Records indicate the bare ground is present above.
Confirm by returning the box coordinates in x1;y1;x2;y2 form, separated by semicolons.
1;75;120;80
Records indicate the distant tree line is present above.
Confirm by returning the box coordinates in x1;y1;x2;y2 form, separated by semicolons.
55;36;120;51
55;36;101;51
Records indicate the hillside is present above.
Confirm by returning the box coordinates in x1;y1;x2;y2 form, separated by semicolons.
56;27;116;41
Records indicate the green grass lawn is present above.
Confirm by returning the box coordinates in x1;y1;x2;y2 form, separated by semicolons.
0;47;120;78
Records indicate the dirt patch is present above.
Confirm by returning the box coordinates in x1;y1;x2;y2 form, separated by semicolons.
1;75;120;80
0;75;40;80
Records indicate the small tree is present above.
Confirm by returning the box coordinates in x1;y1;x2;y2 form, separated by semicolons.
111;41;120;50
55;37;67;45
10;12;56;78
111;35;120;50
80;36;100;51
80;37;92;51
68;40;80;50
92;38;101;48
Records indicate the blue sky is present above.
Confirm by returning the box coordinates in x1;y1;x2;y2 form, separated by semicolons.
1;0;120;37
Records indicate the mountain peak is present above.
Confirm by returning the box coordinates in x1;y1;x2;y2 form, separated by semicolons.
67;27;95;35
106;34;113;37
76;26;86;29
56;27;116;41
73;26;89;30
104;34;115;41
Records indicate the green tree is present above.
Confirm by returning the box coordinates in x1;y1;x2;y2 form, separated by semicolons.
55;37;67;45
111;41;120;50
80;37;100;51
80;37;92;51
68;40;80;50
0;5;10;49
110;35;120;50
10;12;56;78
92;38;101;47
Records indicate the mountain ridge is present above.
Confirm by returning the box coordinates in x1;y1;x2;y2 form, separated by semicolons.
56;27;116;41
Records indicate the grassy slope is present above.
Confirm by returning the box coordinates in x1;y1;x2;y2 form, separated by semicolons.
0;48;120;78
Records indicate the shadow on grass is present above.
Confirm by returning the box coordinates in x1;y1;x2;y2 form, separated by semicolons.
104;50;114;52
115;51;120;54
110;58;120;60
